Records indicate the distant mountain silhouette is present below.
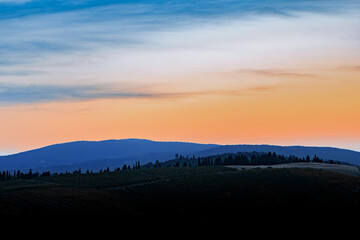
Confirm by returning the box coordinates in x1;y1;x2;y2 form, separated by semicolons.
0;139;359;172
192;145;360;165
0;139;217;172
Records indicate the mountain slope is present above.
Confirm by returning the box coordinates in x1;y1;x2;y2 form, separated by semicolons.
0;139;217;172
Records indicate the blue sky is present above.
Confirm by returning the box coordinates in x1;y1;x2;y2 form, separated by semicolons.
0;0;360;153
0;0;343;17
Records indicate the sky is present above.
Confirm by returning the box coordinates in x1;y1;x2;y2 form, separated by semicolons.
0;0;359;155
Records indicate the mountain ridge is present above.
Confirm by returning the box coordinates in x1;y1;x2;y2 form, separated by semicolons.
0;139;359;172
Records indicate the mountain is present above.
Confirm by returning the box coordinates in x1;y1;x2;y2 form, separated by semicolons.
0;139;359;173
0;139;217;172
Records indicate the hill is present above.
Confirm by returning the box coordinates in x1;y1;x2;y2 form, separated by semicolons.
0;139;359;173
0;139;216;172
192;144;360;165
0;166;359;220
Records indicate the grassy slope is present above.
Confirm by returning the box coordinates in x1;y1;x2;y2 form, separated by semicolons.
0;167;359;219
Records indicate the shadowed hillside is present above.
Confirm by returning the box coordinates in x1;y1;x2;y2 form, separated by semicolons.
0;166;359;221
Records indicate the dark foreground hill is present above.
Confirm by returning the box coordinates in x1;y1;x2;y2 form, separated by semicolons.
0;139;359;173
0;166;359;222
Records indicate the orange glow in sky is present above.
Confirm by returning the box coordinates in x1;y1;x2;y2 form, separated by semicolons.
1;1;360;154
1;67;359;153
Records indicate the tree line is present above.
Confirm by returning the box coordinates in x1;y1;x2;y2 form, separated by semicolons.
0;169;51;181
146;152;342;168
196;152;341;167
0;152;342;182
0;160;142;182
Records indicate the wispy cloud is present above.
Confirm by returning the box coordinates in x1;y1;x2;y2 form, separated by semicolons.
0;83;157;105
0;0;32;4
236;69;321;79
0;0;359;105
0;80;294;105
0;70;43;76
337;65;360;71
1;0;357;64
152;83;291;99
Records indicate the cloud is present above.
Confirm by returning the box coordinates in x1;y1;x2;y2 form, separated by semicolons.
0;70;43;76
0;83;214;105
0;83;158;105
0;80;294;105
0;0;32;4
1;0;357;61
2;0;349;18
0;0;359;104
236;69;320;79
153;83;291;99
338;65;360;71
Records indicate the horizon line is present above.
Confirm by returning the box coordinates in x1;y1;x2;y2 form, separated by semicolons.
1;138;359;157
